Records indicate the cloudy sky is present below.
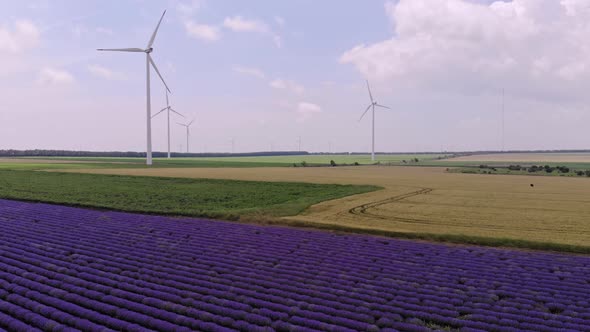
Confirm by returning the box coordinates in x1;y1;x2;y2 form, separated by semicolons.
1;0;590;153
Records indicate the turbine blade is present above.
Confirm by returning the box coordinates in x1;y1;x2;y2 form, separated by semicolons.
170;108;185;117
376;104;391;110
366;80;374;103
151;108;167;118
188;119;195;126
177;122;187;126
359;104;372;121
165;89;170;107
147;10;166;48
148;54;171;93
97;48;144;52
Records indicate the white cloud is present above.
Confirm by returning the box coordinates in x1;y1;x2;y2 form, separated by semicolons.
87;64;125;80
273;35;282;48
184;21;220;41
270;79;304;94
232;65;265;79
0;20;40;53
37;67;74;85
295;102;322;122
274;16;286;27
560;0;590;16
176;0;203;16
339;0;590;102
223;16;269;33
166;62;177;74
71;24;87;38
223;16;282;48
27;1;49;10
95;27;113;35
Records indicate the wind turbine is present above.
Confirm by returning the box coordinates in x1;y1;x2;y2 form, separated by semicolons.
97;10;171;166
501;88;505;152
178;119;195;153
152;90;184;158
359;80;390;161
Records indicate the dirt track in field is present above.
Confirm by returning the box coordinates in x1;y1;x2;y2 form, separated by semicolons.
62;166;590;246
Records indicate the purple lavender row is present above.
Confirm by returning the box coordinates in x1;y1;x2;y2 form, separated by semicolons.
1;199;590;331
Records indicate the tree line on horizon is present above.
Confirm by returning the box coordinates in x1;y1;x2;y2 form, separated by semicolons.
0;150;309;158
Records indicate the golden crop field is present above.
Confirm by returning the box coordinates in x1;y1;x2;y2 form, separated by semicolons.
64;166;590;247
447;152;590;163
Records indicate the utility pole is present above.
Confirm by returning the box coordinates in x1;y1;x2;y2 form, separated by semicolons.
502;88;505;152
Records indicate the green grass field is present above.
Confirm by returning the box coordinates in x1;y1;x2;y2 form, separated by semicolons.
422;159;590;169
0;162;131;171
3;158;291;169
186;154;446;165
0;170;378;220
9;154;447;168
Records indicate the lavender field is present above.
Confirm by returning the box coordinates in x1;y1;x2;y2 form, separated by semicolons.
0;199;589;331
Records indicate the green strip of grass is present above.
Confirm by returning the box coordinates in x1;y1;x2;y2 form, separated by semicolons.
0;170;378;220
12;154;450;167
0;159;292;170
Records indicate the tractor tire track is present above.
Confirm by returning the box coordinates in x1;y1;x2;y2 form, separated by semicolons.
349;188;433;218
347;188;590;234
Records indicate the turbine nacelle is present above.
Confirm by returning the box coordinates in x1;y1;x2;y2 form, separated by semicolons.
145;47;154;53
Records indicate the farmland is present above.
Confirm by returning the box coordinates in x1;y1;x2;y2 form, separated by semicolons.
428;152;590;170
446;152;590;164
67;165;590;249
1;199;589;331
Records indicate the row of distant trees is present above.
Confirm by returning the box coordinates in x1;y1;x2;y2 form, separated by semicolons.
0;150;308;158
522;165;590;176
480;164;590;177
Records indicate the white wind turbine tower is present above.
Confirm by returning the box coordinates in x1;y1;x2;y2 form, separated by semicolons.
178;119;195;153
97;10;171;166
152;90;184;158
359;80;391;161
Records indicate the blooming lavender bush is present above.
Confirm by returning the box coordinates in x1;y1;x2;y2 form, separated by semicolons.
0;199;589;331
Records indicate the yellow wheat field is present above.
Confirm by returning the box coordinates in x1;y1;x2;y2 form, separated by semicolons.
62;166;590;246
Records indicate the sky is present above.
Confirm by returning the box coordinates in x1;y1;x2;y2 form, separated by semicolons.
1;0;590;153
